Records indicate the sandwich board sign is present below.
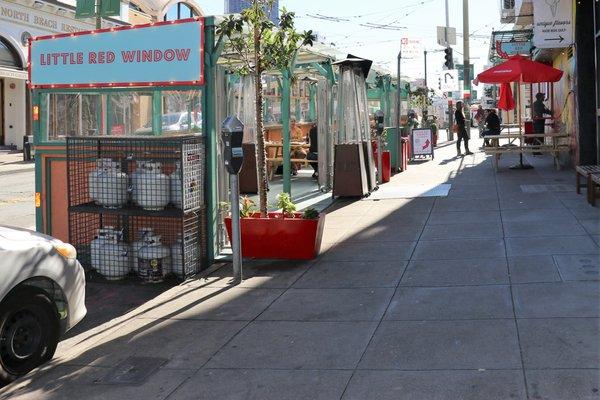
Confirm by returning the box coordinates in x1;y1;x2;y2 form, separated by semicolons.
411;128;434;159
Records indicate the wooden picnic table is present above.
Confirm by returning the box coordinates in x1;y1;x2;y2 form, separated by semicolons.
265;142;312;180
484;133;570;171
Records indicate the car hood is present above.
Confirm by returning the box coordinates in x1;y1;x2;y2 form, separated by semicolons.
0;226;61;252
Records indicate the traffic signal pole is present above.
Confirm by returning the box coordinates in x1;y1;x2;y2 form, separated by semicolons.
444;0;453;141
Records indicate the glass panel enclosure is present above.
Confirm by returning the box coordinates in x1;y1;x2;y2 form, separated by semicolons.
109;92;152;135
162;90;202;135
42;88;203;141
47;93;101;139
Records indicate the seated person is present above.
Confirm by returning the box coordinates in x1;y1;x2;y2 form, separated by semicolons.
305;124;318;179
290;117;306;175
482;109;501;147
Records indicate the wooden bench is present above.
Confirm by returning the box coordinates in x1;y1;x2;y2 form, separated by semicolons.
576;165;600;200
588;173;600;207
484;133;570;171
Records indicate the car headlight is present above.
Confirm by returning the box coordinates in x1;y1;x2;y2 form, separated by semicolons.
53;242;77;260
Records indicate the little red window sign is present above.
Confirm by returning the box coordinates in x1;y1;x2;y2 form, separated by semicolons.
29;18;204;89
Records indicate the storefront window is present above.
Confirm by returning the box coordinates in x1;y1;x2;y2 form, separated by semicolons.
162;90;202;135
163;2;197;21
0;38;21;69
46;93;101;139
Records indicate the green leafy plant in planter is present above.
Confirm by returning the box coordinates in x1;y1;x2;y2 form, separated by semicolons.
275;193;297;218
302;207;319;219
239;196;257;218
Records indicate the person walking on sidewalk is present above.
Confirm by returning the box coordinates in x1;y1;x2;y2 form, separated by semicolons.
455;101;473;156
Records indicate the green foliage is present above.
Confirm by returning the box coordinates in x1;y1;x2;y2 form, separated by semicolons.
408;87;434;112
275;193;297;217
219;201;231;213
239;196;257;218
302;207;319;219
217;1;315;77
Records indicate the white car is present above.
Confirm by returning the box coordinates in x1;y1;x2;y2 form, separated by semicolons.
0;227;86;383
135;112;202;134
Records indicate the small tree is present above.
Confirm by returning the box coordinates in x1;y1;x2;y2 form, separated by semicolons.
217;1;314;217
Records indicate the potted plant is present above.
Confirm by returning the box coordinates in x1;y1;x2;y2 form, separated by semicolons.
224;194;325;260
218;1;322;260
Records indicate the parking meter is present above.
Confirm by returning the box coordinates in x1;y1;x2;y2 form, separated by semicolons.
374;110;384;185
221;116;245;175
221;116;244;283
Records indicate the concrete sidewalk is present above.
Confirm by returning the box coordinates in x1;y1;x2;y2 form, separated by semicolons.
2;136;599;400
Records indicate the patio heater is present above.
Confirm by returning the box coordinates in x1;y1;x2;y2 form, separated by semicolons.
332;55;376;197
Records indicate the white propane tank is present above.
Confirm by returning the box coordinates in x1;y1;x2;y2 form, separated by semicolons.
131;227;154;272
133;162;170;210
96;160;128;208
91;227;130;281
89;158;115;205
137;234;170;283
130;161;148;206
170;161;182;209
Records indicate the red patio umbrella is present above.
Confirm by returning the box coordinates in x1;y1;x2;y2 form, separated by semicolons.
497;83;515;111
475;55;563;84
474;56;563;170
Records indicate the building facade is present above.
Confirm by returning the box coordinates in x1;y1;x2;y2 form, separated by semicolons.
493;0;598;165
224;0;279;24
0;0;128;149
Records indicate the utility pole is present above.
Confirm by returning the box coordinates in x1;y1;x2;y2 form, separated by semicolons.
423;50;428;88
463;0;471;126
396;49;403;169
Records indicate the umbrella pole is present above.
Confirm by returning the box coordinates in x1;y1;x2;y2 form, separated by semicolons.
510;78;533;170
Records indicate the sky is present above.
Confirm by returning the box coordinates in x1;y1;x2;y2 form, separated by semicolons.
199;0;508;95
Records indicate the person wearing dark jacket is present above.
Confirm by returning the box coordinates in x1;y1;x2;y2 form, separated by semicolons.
455;101;473;156
482;109;501;147
532;93;551;154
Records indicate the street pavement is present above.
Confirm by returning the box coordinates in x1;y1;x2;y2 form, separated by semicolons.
0;151;35;230
1;133;599;399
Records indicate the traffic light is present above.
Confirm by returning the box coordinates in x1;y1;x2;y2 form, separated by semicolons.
438;77;442;91
444;47;454;69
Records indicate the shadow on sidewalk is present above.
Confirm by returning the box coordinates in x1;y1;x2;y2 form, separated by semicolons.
1;145;597;400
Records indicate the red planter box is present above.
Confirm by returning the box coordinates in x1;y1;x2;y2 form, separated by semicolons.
225;212;325;260
382;151;391;183
372;143;391;183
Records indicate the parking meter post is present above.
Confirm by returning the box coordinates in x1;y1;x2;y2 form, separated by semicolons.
229;174;242;283
375;110;385;185
221;116;245;284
